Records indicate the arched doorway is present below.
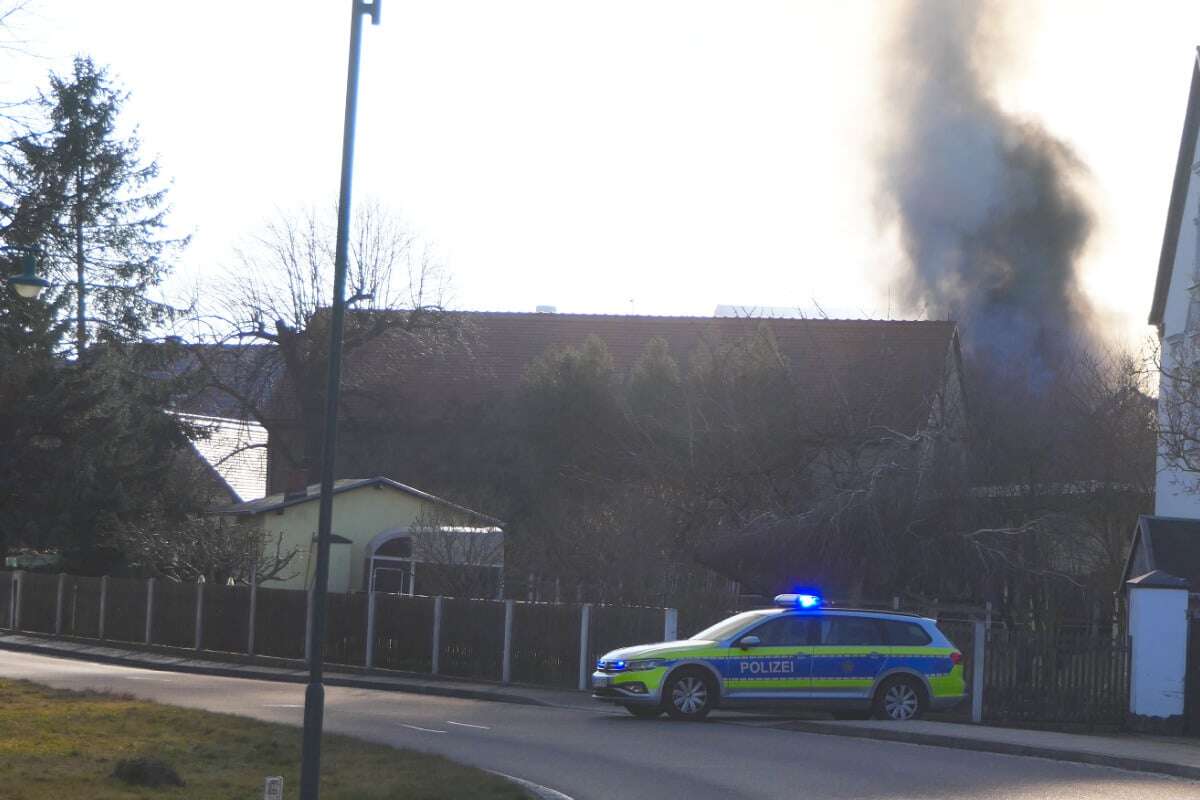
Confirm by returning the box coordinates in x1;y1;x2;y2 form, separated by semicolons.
366;531;415;595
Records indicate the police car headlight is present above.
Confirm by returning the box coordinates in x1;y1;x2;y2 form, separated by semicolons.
625;659;668;671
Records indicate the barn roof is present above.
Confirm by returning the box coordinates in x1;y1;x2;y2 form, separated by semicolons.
333;312;963;436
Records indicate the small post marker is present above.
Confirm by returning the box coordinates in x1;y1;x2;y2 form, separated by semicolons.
264;775;283;800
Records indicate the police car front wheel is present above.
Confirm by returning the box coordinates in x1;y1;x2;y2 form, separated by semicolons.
665;669;715;721
873;676;927;721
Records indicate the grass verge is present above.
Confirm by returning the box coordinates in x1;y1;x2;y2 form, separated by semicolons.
0;679;531;799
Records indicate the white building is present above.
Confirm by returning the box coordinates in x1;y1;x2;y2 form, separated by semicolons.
1138;46;1200;734
1150;47;1200;517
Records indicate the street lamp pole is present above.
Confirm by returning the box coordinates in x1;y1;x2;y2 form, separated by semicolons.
299;1;381;798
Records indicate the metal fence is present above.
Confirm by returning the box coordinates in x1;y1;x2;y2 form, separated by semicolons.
0;570;674;691
0;570;1132;724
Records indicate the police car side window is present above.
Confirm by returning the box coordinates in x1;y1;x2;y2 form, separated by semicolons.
750;616;815;646
822;616;886;646
883;620;932;646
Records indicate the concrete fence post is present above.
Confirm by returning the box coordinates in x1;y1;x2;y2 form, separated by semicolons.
502;599;515;685
892;596;901;610
54;573;66;635
971;619;986;723
663;608;678;641
365;589;377;669
578;603;592;692
144;578;155;645
12;570;24;630
247;577;257;656
193;578;204;651
304;586;315;667
98;575;109;640
431;596;443;675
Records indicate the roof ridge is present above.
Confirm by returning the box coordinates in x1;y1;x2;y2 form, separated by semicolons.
448;310;958;325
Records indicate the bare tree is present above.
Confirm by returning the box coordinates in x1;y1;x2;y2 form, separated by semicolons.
186;200;457;482
110;514;300;585
1154;332;1200;491
409;510;504;599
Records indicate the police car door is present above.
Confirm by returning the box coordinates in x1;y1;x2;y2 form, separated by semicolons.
722;614;816;701
811;615;888;700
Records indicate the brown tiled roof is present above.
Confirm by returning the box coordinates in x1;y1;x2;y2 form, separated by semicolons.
336;312;961;436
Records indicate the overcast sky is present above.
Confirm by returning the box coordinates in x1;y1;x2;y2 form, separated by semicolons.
4;1;1199;346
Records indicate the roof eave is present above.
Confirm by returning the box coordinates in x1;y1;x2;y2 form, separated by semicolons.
211;476;505;526
1149;47;1200;331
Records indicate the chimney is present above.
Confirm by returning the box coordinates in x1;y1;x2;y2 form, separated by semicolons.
284;468;309;501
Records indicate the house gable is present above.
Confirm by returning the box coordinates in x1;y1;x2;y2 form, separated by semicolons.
225;478;501;592
1150;47;1200;334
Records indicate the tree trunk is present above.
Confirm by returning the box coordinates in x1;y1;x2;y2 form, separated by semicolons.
74;169;86;355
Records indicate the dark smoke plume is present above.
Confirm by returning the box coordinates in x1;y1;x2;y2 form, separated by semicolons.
877;0;1096;364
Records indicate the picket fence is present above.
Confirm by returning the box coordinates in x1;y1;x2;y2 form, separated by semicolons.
0;570;674;690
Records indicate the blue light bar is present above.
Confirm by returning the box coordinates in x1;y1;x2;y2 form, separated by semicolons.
774;593;823;608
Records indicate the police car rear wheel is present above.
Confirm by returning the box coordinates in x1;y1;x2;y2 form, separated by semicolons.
665;670;714;721
874;677;926;721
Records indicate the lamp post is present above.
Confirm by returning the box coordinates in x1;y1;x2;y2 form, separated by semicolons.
4;249;49;300
298;2;380;799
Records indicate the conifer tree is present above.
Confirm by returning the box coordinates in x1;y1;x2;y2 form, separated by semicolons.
8;56;185;354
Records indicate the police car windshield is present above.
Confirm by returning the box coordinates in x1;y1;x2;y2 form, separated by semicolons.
689;610;777;641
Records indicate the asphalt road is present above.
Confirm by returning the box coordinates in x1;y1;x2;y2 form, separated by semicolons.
1;651;1196;800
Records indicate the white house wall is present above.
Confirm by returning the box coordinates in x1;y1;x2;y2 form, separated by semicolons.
1156;121;1200;517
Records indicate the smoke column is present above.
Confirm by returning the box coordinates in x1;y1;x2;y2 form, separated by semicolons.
876;0;1096;364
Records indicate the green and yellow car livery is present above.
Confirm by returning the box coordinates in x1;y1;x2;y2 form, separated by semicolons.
592;599;966;721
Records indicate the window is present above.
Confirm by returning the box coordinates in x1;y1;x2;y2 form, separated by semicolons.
883;620;932;646
375;537;412;558
690;610;776;641
748;615;817;646
821;616;886;646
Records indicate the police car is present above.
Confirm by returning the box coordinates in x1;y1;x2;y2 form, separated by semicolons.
592;594;965;721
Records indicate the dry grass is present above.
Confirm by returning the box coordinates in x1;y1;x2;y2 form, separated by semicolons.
0;679;530;799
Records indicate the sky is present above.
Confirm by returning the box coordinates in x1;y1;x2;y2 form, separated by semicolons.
3;0;1199;348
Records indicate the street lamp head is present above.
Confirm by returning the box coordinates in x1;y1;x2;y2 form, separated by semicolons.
9;252;49;300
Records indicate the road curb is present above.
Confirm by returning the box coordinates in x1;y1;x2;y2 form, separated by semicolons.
488;770;576;800
775;720;1200;782
0;635;550;708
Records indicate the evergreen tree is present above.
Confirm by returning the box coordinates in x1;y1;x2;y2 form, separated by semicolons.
7;56;185;354
0;57;200;569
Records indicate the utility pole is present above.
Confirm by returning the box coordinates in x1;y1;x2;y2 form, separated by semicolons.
298;2;381;798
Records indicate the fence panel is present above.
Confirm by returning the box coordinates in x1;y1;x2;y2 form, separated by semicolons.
17;573;58;634
510;601;579;687
202;584;251;654
104;577;147;644
151;581;197;648
982;624;1127;727
589;604;664;667
439;597;504;680
373;593;435;673
254;587;308;660
324;592;368;666
0;571;11;628
64;576;102;638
